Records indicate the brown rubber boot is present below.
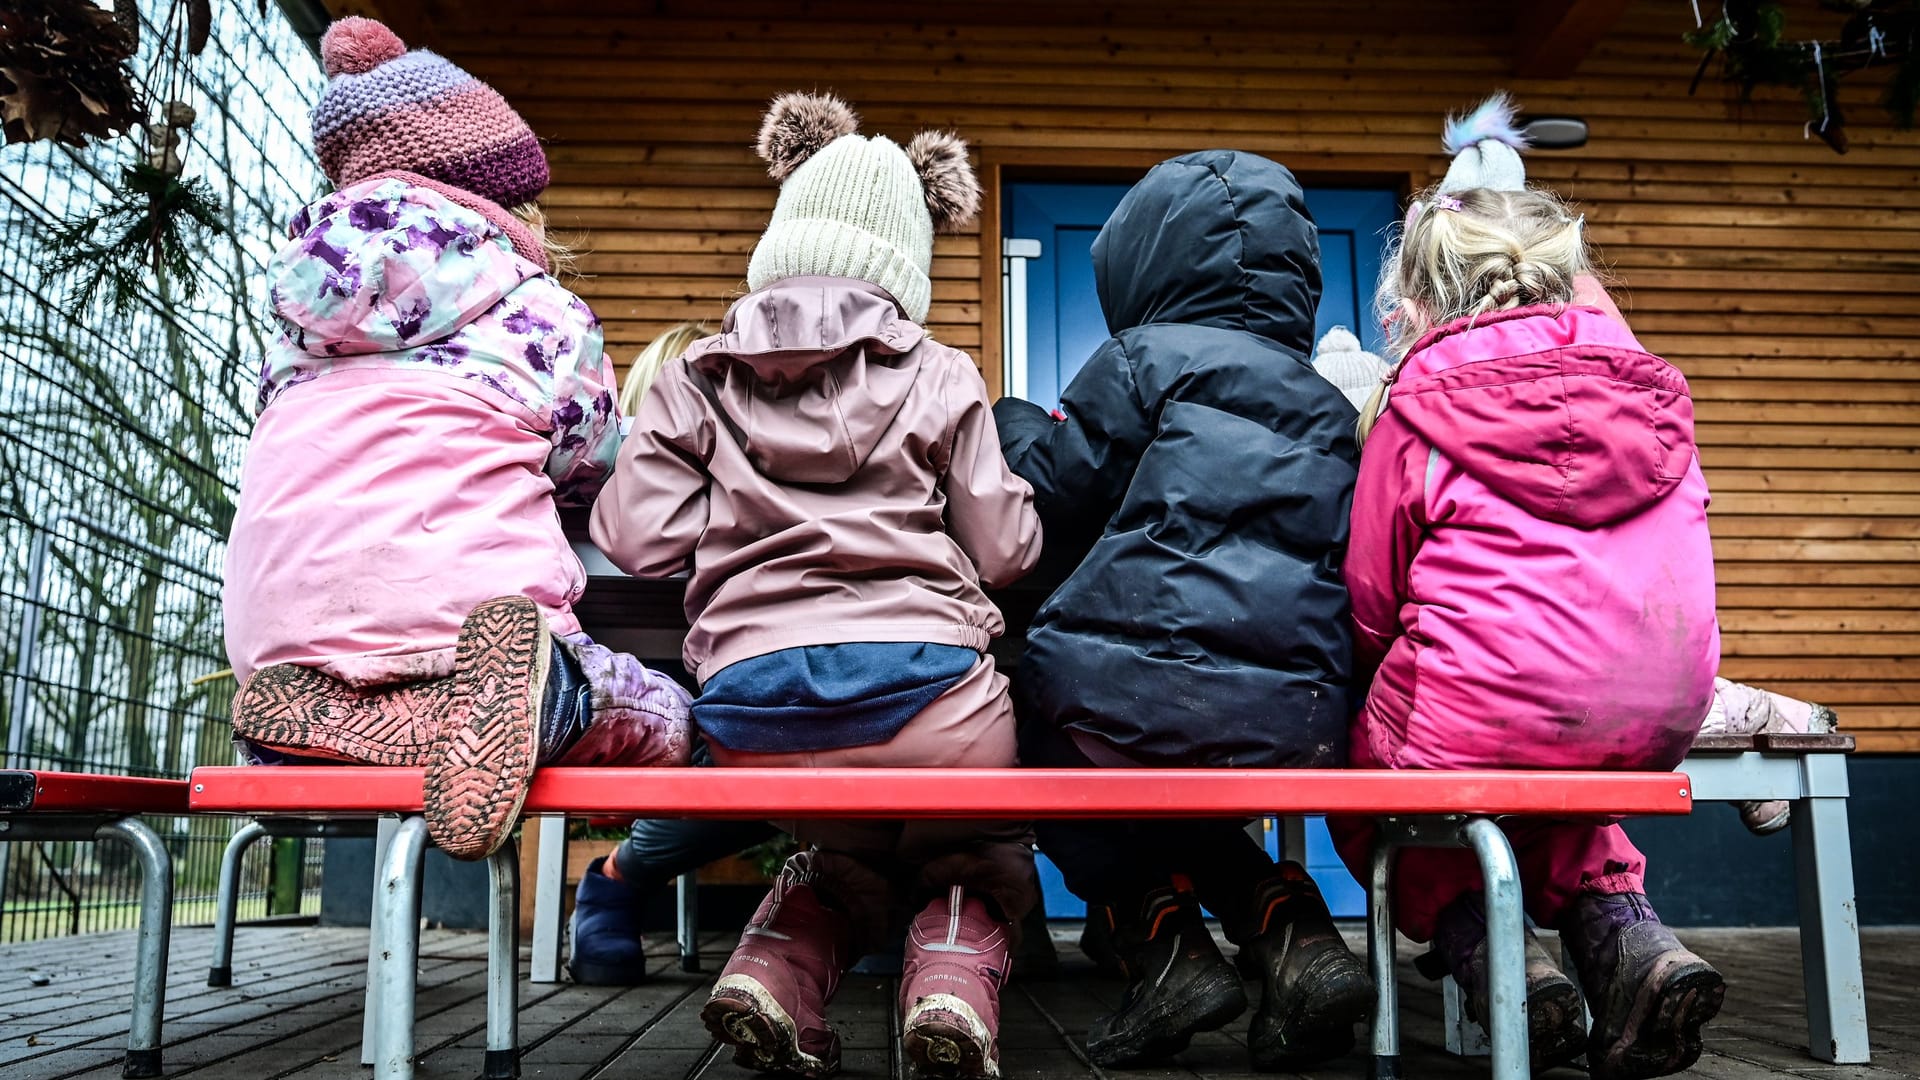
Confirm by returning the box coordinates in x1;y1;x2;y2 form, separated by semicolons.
231;663;453;765
423;596;548;860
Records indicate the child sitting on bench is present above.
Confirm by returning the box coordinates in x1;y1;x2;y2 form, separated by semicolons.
1330;95;1723;1080
222;18;690;862
592;93;1041;1080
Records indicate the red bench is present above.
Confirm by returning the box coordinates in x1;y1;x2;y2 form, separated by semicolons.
0;770;188;1078
188;764;1693;1080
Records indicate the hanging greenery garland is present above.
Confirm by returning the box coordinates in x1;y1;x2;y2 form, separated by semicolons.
1686;0;1919;154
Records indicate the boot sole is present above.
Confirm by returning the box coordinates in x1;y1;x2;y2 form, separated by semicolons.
701;976;840;1080
1086;957;1247;1067
1528;975;1589;1071
231;664;443;765
903;996;998;1080
424;597;546;861
1247;949;1374;1071
1592;954;1726;1080
566;959;649;987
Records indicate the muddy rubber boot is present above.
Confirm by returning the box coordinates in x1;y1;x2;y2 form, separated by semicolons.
1084;887;1248;1068
900;888;1012;1080
231;663;453;765
1240;866;1373;1071
425;596;591;860
702;853;851;1079
1424;892;1586;1070
1560;892;1726;1080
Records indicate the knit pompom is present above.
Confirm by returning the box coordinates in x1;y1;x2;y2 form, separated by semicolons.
905;130;980;232
1442;92;1530;156
756;92;860;183
1315;326;1363;356
321;17;406;78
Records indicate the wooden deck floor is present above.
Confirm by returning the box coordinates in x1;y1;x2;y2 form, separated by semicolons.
3;924;1917;1080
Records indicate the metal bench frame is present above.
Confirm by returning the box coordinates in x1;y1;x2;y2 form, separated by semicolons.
0;771;184;1079
187;764;1692;1080
1438;740;1869;1067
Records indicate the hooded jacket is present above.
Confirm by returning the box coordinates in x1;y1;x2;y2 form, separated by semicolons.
995;150;1361;768
1346;304;1719;773
591;277;1041;684
224;176;620;686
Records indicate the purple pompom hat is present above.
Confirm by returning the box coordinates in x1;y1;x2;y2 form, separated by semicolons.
310;17;549;210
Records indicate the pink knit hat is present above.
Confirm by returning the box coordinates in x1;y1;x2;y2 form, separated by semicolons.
311;18;549;209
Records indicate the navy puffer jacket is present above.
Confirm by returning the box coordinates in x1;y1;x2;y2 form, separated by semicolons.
995;150;1359;768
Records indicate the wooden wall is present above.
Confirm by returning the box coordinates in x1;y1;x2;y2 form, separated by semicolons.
382;0;1919;750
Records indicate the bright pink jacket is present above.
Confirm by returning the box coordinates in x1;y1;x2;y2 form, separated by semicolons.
1345;305;1719;772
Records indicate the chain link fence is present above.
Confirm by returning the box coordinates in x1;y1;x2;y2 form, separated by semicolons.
0;0;327;941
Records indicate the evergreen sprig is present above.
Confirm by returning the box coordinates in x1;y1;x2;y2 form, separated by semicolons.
43;162;228;316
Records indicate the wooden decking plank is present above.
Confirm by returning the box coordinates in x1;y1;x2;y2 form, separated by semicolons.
4;926;1916;1080
0;931;480;1069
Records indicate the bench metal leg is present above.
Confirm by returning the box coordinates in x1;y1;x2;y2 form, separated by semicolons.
530;815;567;984
485;836;522;1080
1791;785;1870;1063
372;816;429;1080
678;873;700;973
98;817;171;1079
1367;835;1398;1080
1463;818;1528;1080
363;816;399;1066
208;820;267;988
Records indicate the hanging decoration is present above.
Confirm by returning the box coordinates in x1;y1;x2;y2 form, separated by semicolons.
0;1;144;147
1686;0;1919;154
34;0;229;313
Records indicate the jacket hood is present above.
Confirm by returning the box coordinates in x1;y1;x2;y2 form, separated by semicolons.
685;277;926;484
1092;150;1321;352
1388;305;1698;527
268;177;537;358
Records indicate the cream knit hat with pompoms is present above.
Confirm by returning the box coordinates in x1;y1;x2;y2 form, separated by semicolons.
746;93;980;325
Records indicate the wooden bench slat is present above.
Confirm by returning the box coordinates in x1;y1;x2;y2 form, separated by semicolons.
186;765;1693;818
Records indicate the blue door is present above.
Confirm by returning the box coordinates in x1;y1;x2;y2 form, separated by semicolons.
1004;182;1395;410
1006;180;1397;920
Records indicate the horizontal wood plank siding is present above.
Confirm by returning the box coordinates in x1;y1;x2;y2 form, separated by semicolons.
420;0;1920;750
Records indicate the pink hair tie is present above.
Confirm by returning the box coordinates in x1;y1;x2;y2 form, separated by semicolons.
1431;195;1464;212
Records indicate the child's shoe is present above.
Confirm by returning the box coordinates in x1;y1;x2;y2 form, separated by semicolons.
1707;679;1839;835
1084;886;1247;1067
1239;865;1374;1071
900;888;1011;1080
567;857;650;986
702;853;851;1079
1425;892;1585;1070
426;595;592;860
1559;892;1726;1080
231;664;452;765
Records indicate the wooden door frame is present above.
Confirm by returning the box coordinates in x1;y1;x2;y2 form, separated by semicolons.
975;147;1424;399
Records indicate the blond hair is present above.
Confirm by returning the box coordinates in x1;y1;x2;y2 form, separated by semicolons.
508;201;581;281
1357;185;1592;444
618;322;708;416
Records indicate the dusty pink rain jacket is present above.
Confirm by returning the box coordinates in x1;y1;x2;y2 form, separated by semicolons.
591;277;1042;683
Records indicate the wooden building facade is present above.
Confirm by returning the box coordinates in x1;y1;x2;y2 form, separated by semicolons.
336;0;1920;752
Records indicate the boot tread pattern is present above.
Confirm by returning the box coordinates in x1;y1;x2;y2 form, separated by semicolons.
424;596;546;861
231;663;451;765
